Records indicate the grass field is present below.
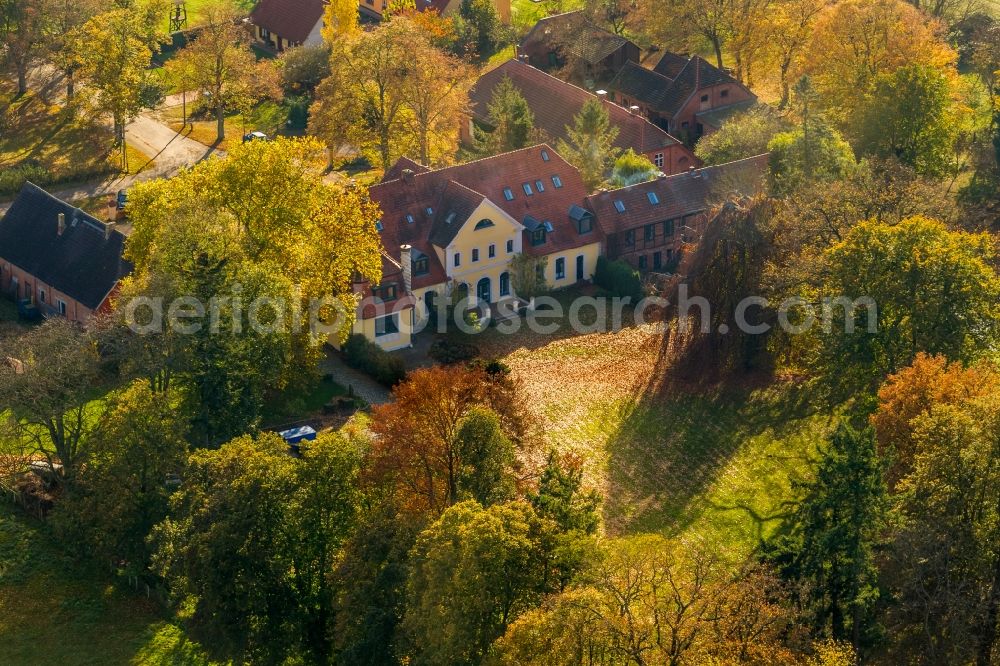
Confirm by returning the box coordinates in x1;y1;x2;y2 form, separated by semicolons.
0;86;152;199
156;100;294;152
0;503;218;666
472;291;837;558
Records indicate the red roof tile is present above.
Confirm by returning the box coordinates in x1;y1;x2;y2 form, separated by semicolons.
585;154;769;235
471;59;685;155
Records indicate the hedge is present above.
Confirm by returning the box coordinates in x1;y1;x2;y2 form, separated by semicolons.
594;256;644;301
342;334;407;387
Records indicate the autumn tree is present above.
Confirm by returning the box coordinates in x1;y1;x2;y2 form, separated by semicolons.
872;354;999;487
312;16;466;170
557;98;620;191
367;365;522;514
77;2;167;169
1;0;47;95
816;215;1000;390
404;500;579;665
321;0;359;43
804;0;957;126
122;138;383;440
0;319;102;485
396;23;474;165
769;0;826;108
471;75;536;157
44;0;101;102
171;5;280;143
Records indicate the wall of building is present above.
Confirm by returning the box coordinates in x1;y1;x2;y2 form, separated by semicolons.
445;200;523;301
540;240;602;287
671;83;754;138
0;260;94;323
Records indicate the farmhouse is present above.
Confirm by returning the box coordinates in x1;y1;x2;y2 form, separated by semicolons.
608;52;757;142
468;60;698;175
517;11;639;85
0;182;132;324
249;0;325;51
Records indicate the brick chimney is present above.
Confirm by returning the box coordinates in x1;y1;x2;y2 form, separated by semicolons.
400;244;412;294
57;212;65;236
401;168;414;183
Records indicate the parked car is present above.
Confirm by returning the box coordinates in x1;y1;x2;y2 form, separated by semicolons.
116;189;127;210
243;131;268;143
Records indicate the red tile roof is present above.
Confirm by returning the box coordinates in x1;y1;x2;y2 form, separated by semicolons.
611;54;752;117
585;154;769;235
249;0;324;43
471;59;685;155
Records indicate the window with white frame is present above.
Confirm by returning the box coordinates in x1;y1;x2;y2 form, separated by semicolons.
555;257;566;280
653;153;664;168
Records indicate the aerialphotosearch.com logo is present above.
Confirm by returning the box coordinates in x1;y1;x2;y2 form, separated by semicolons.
120;284;878;338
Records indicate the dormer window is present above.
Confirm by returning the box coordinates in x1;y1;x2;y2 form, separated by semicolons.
531;228;546;246
578;216;592;234
552;175;563;188
614;200;625;213
535;180;545;192
522;183;534;196
503;187;514;200
413;256;429;275
647;192;660;205
474;218;495;230
372;283;397;301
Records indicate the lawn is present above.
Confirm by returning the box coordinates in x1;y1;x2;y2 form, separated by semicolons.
0;502;219;666
0;86;152;198
156;99;295;152
184;0;258;26
470;294;839;560
261;375;350;425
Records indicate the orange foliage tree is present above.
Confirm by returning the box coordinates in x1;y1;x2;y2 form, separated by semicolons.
872;353;1000;486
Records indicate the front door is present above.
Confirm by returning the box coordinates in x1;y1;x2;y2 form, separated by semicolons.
576;255;584;281
476;277;491;304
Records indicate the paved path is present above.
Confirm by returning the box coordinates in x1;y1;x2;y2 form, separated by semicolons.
320;351;393;406
1;93;224;214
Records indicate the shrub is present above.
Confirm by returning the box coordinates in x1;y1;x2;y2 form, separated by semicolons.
0;164;51;196
342;334;407;386
594;256;643;301
429;337;480;365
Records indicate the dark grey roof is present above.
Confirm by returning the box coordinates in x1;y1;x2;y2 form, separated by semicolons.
426;180;486;248
522;11;633;65
612;54;748;116
568;204;592;221
0;182;132;310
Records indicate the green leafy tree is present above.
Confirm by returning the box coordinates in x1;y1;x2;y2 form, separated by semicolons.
885;399;1000;665
403;500;571;665
608;148;659;187
0;319;102;486
557;98;620;191
1;0;48;96
817;215;1000;390
768;422;887;654
529;452;600;535
151;431;362;664
508;253;548;301
54;381;187;568
455;406;516;506
695;106;787;165
858;64;957;177
472;75;535;156
457;0;506;61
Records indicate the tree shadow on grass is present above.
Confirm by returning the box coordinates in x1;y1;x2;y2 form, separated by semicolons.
602;327;830;539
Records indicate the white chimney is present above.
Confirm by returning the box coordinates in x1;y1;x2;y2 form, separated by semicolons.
400;244;412;294
104;222;113;240
57;213;65;236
